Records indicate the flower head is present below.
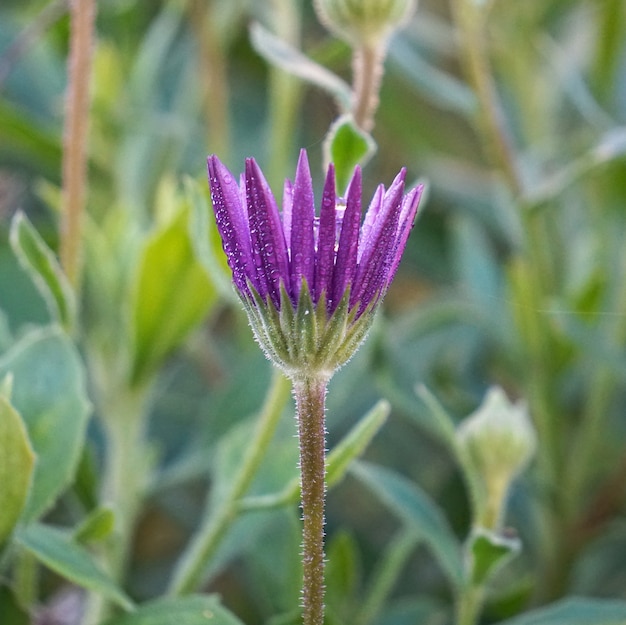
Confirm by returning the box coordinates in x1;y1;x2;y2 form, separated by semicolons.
314;0;417;48
208;149;422;378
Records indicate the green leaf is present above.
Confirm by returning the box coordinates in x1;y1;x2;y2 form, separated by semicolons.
323;114;377;194
0;99;62;181
9;211;76;331
249;22;353;112
73;506;115;545
101;595;245;625
15;523;133;611
0;396;35;545
467;528;521;585
0;586;29;625
239;400;391;511
351;461;464;588
325;531;361;618
496;597;626;625
130;204;217;384
0;326;90;522
326;399;390;489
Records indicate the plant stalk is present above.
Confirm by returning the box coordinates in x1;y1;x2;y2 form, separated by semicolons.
352;42;387;132
293;374;329;625
169;371;291;595
60;0;96;290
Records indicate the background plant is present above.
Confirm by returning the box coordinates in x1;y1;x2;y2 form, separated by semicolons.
0;1;625;625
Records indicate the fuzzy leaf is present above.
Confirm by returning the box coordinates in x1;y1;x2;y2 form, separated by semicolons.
0;326;90;522
15;523;133;611
351;461;464;588
496;597;626;625
249;22;352;111
323;115;377;194
101;595;245;625
0;396;35;544
9;212;76;331
131;204;217;384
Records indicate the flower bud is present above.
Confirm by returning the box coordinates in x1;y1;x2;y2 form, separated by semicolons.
456;387;536;528
314;0;417;47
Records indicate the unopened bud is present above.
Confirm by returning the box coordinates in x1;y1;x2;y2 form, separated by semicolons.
314;0;417;47
457;387;536;528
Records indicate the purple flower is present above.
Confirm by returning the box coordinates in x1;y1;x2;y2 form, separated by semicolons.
208;149;423;376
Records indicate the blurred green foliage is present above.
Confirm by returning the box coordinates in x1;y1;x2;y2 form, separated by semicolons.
0;0;625;624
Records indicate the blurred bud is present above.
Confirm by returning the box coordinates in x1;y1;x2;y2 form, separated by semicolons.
314;0;417;47
457;387;536;528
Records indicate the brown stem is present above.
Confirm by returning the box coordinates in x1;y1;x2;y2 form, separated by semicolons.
293;375;329;625
60;0;96;290
352;43;387;132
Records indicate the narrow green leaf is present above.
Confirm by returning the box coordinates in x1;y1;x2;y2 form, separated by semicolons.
249;22;353;111
413;384;459;451
239;400;391;511
351;461;464;587
131;204;217;384
102;595;244;625
326;399;390;489
496;597;626;625
73;506;115;545
15;523;133;611
467;528;521;585
0;100;62;180
0;396;35;545
323;114;377;194
0;326;90;522
9;212;76;331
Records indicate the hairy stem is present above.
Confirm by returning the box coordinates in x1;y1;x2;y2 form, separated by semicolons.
352;42;387;132
169;371;291;595
293;374;329;625
60;0;96;290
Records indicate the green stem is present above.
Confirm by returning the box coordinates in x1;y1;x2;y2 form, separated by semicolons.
60;0;96;291
83;383;151;625
293;374;329;625
450;0;522;194
169;371;291;595
456;584;484;625
355;528;420;625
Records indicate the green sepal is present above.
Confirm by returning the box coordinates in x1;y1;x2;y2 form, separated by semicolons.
295;280;317;358
240;281;378;379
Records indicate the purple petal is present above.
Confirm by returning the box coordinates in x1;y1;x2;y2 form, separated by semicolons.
282;178;293;245
351;172;406;312
207;155;254;294
331;166;362;311
357;184;384;263
386;185;423;287
314;164;336;305
289;149;316;301
245;158;290;307
358;169;406;265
